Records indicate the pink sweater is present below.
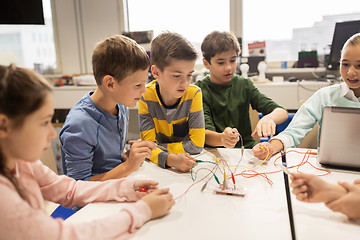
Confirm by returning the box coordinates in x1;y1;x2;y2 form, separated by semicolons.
0;160;152;240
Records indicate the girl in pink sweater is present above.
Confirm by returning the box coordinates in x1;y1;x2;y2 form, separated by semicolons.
0;64;174;240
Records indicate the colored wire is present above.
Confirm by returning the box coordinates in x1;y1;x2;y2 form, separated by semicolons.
179;148;330;199
175;163;218;200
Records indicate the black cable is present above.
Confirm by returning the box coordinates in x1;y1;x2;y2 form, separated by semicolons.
281;151;296;240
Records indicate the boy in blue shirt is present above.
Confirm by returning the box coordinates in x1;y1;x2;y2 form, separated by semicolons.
60;35;157;181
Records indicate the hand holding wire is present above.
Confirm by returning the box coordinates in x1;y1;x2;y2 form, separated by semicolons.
252;142;274;160
222;127;240;148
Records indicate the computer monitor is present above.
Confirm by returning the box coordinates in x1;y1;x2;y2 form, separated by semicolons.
327;20;360;70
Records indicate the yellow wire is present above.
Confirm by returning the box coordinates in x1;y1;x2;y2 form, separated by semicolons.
227;145;270;171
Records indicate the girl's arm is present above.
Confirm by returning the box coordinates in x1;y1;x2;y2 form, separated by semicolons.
34;161;139;207
0;175;151;240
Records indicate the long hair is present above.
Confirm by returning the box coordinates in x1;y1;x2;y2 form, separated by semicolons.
0;64;52;201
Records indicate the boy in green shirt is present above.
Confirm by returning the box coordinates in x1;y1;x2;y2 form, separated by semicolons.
195;31;288;148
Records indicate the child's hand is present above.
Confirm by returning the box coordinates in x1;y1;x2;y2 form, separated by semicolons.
121;140;138;162
251;116;276;137
221;127;240;148
353;179;360;185
141;188;175;220
252;142;274;160
166;153;196;172
290;172;346;204
326;182;360;219
134;179;159;198
125;140;157;172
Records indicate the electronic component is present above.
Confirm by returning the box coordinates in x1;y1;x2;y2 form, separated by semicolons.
213;186;246;197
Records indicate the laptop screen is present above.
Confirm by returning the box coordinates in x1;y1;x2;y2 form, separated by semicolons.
318;106;360;170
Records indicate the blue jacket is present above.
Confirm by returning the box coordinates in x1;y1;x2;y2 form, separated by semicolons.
60;92;129;180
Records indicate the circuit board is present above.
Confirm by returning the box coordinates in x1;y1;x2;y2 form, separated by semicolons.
213;186;246;196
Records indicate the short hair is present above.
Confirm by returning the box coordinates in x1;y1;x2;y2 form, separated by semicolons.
201;31;241;63
150;32;198;71
92;35;150;85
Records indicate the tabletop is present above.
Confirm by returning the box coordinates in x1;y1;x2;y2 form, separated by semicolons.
66;148;360;240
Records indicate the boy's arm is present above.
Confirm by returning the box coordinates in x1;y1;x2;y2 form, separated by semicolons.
201;93;225;147
204;128;239;148
252;107;288;137
201;97;239;148
60;124;96;181
90;140;156;181
89;164;133;181
262;107;289;124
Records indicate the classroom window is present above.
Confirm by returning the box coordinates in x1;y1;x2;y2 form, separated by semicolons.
126;0;230;64
0;0;57;73
242;0;360;64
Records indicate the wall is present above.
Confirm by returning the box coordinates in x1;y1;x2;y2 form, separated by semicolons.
52;0;126;74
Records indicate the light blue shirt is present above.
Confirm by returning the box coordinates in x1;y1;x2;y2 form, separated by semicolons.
274;82;360;148
60;92;129;180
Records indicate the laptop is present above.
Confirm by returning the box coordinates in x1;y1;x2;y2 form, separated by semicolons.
318;106;360;171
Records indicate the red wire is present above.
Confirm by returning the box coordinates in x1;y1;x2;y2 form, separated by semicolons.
234;150;329;186
179;150;330;198
175;163;218;200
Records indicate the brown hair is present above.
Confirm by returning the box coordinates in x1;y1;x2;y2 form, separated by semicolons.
92;35;150;85
201;31;241;64
0;64;52;201
150;32;198;71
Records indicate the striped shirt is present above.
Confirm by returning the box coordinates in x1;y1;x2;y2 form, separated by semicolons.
138;80;205;168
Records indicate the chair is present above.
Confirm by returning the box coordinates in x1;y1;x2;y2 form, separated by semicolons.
249;106;260;143
40;146;58;174
297;123;319;149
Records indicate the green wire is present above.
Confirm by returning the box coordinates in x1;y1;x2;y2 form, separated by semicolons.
191;160;216;181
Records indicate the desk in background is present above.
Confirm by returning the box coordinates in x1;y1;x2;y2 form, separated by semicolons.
66;148;360;240
52;81;331;111
254;81;331;111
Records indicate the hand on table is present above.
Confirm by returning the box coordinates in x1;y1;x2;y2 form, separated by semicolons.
142;188;175;220
166;153;197;172
252;142;274;160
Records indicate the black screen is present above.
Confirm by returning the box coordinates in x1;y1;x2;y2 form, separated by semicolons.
0;0;44;25
327;20;360;70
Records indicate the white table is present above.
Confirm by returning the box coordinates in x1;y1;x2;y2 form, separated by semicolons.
284;150;360;239
66;148;360;239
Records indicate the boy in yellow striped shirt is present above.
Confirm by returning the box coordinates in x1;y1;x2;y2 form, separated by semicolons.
138;32;205;172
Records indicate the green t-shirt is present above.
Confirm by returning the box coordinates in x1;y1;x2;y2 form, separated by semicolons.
195;74;283;148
